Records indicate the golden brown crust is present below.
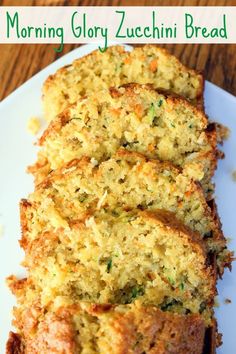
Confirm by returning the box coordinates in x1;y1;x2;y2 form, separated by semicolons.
203;318;220;354
14;312;75;354
7;303;206;354
6;332;24;354
207;199;234;275
6;276;28;297
202;252;218;354
26;153;52;182
105;305;206;354
215;122;230;144
205;123;218;182
19;199;33;251
207;199;224;242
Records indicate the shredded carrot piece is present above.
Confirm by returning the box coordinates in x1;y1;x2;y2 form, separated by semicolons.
147;272;155;281
110;108;121;116
185;190;193;197
124;57;132;64
134;104;144;118
136;164;143;172
149;59;158;72
148;143;155;152
178;201;183;208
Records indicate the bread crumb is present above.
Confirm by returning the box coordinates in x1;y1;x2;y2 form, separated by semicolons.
97;190;107;209
232;171;236;182
216;123;230;143
224;298;231;304
27;116;41;135
0;224;4;238
90;157;98;167
85;216;95;228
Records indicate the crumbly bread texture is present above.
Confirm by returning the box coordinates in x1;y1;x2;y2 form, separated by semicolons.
6;301;206;354
24;150;226;260
42;45;204;122
6;46;228;353
27;116;41;136
30;84;217;194
18;207;215;321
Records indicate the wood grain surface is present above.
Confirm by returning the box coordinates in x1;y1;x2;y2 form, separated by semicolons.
0;0;235;101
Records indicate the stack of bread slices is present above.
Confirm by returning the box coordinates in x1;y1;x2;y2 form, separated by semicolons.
7;45;233;354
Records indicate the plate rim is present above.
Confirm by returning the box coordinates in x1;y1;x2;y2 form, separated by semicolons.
0;42;235;354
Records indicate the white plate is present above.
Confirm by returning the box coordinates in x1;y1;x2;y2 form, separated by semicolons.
0;44;235;354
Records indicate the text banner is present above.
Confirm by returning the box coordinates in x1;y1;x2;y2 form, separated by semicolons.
0;7;235;52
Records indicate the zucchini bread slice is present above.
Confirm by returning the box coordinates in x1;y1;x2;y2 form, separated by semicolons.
24;150;226;264
19;208;215;320
30;84;217;194
6;300;206;354
43;45;204;122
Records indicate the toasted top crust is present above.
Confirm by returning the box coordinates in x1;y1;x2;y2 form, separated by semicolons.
6;302;206;354
31;84;217;191
42;45;204;122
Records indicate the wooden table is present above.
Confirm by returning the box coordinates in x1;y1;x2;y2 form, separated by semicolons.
0;0;235;100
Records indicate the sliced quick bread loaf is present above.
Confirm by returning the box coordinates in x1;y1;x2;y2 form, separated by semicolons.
43;45;204;122
24;150;226;261
30;84;217;195
6;300;206;354
19;208;215;320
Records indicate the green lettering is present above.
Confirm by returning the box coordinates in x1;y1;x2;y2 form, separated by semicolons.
6;11;20;38
144;26;151;38
211;28;218;38
83;13;86;36
219;14;227;38
21;28;27;38
173;23;177;38
116;10;126;38
152;11;160;38
88;28;93;38
185;13;194;39
98;27;108;53
195;26;201;37
27;26;34;36
165;27;173;38
54;27;64;53
35;27;43;38
135;27;143;38
71;11;82;38
127;28;135;38
202;27;210;38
